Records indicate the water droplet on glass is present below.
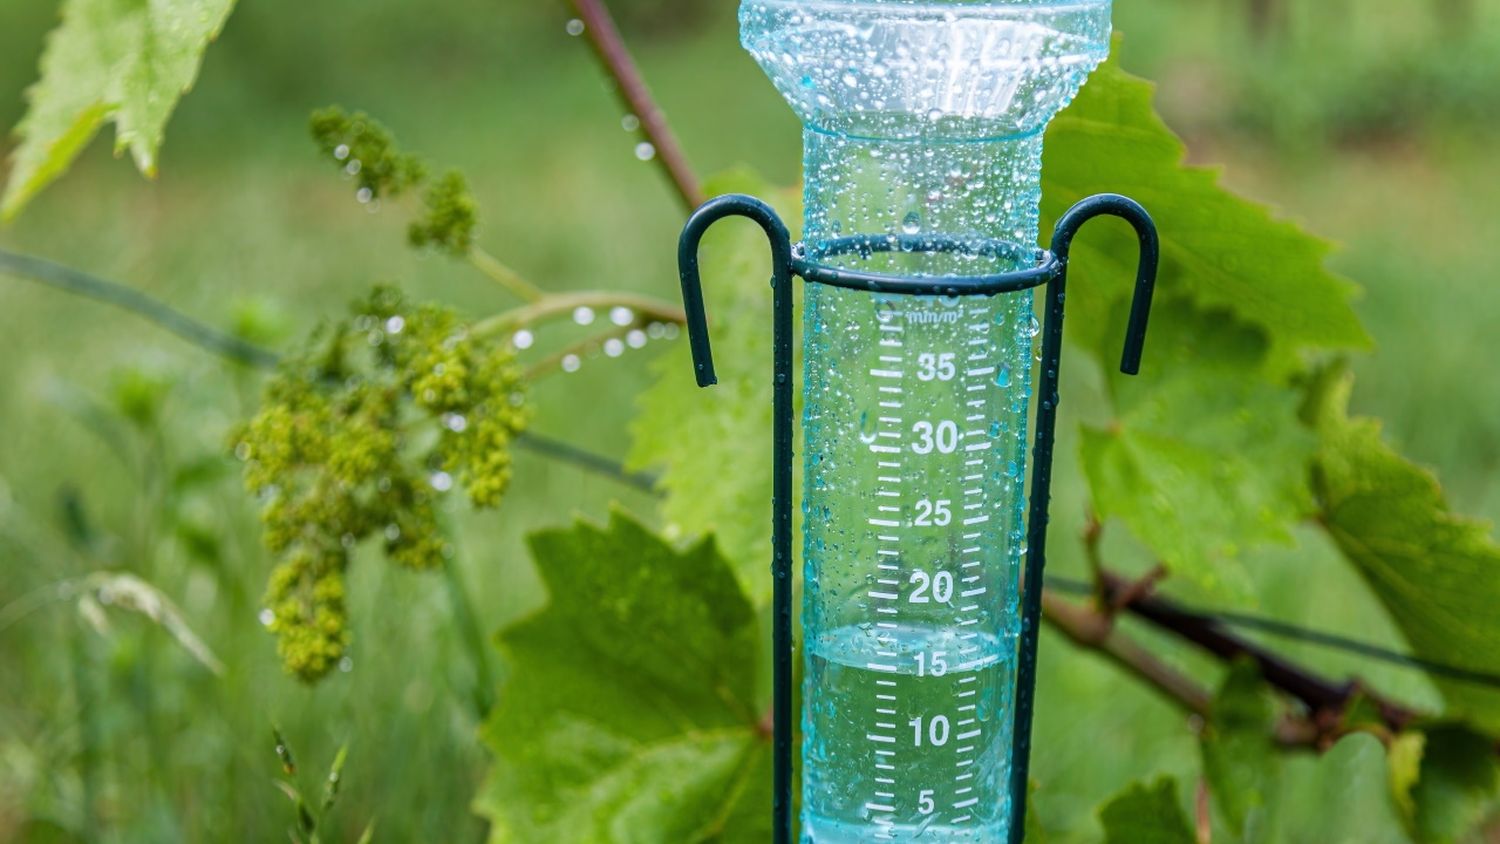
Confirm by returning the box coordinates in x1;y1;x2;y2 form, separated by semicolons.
333;144;350;161
626;329;647;348
1027;315;1041;337
344;159;362;176
565;18;585;36
900;212;921;235
995;364;1012;388
662;323;680;340
603;338;625;358
634;141;656;161
384;523;401;542
355;187;373;204
609;306;634;326
512;329;534;350
384;316;405;334
339;656;354;673
572;306;596;326
234;442;251;461
442;413;467;433
621;114;640;132
258;608;274;627
561;354;582;373
430;471;454;492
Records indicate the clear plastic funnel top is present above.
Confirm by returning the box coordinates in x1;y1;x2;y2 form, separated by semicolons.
742;0;1111;140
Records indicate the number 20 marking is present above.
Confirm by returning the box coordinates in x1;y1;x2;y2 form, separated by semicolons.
909;570;954;604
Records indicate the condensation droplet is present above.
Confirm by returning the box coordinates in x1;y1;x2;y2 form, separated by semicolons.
355;187;373;204
603;338;625;357
565;18;585;36
384;316;405;334
333;144;350;161
512;329;535;350
561;354;582;373
430;471;454;492
635;141;657;161
626;329;648;348
621;114;641;132
609;306;634;326
258;608;275;627
573;306;596;326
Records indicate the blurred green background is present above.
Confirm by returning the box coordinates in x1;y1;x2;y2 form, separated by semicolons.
1;0;1498;840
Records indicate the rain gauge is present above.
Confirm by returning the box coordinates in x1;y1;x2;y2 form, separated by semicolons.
676;1;1160;841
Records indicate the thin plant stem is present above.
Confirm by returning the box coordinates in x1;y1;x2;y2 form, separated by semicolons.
469;247;546;303
0;248;279;369
472;290;685;340
524;325;636;380
440;551;498;720
566;0;705;212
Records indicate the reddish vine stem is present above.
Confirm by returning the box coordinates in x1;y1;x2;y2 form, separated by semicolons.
1095;570;1422;742
566;0;706;212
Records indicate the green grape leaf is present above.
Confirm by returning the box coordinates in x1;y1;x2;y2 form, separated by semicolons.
1390;725;1500;844
1041;53;1370;368
629;168;800;602
1098;777;1196;844
476;511;770;842
1080;300;1316;594
1200;661;1281;843
2;0;237;220
1306;364;1500;732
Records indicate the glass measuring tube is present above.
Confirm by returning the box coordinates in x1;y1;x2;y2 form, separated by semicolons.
741;1;1112;840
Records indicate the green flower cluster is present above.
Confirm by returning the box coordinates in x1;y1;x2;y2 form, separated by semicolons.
235;287;528;681
310;107;426;199
408;170;478;257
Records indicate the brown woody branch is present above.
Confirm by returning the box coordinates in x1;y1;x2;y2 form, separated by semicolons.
1042;570;1422;750
566;0;706;212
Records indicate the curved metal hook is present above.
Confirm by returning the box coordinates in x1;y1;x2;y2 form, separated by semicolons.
677;193;794;388
677;192;799;844
1050;193;1160;375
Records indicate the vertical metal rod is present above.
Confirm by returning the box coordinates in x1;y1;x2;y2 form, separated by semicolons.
1006;268;1069;844
676;194;796;844
1008;193;1159;842
771;235;796;844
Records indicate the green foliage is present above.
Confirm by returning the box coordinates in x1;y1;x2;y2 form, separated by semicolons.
271;732;370;844
1043;54;1367;594
234;286;528;680
408;170;479;257
309;106;427;201
477;511;769;842
1;0;237;220
1305;364;1500;733
1200;662;1281;842
1041;52;1369;370
1080;301;1316;595
629;168;800;601
1097;777;1196;844
1391;724;1500;844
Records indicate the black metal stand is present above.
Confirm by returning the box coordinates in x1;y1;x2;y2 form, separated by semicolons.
678;193;1159;844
